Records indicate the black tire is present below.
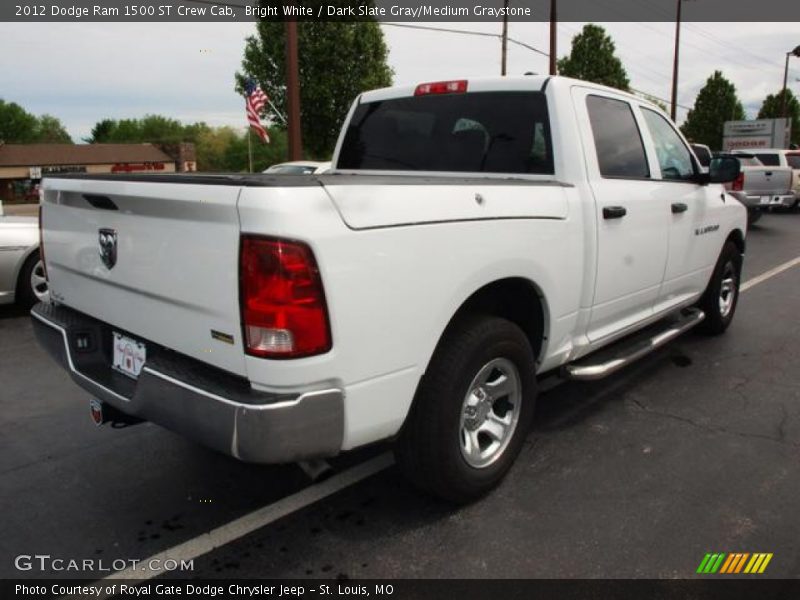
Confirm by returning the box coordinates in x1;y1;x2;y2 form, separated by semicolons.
16;251;44;308
395;315;537;503
697;241;742;335
747;207;762;226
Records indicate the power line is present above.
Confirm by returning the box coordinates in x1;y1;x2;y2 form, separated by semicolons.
382;22;549;57
384;22;692;113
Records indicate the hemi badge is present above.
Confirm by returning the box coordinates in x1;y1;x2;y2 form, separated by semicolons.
211;330;235;345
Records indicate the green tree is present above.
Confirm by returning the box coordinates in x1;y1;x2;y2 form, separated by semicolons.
557;24;630;91
32;114;72;143
0;100;39;143
757;89;800;147
85;118;117;143
0;100;72;143
238;1;393;158
680;71;745;150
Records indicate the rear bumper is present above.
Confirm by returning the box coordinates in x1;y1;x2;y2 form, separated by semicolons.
731;192;795;208
31;302;344;463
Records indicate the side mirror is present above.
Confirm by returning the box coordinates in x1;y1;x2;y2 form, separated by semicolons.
708;156;740;184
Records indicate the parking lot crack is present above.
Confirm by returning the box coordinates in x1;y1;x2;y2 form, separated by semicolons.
629;398;798;449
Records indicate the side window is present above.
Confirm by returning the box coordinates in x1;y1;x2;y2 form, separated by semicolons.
586;95;649;178
641;108;695;181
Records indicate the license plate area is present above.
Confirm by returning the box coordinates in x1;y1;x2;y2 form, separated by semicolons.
112;332;146;379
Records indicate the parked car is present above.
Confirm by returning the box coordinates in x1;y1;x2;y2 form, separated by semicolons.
264;161;331;175
724;152;794;224
33;76;744;502
733;148;800;208
0;209;48;307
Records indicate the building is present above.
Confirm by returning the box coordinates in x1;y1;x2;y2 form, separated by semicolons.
0;143;197;203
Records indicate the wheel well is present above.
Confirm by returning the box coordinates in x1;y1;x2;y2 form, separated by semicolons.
446;278;546;364
727;229;745;256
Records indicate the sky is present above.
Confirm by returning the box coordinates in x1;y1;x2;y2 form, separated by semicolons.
0;20;798;142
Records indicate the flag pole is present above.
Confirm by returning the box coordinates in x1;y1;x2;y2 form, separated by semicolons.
247;128;253;173
266;98;287;125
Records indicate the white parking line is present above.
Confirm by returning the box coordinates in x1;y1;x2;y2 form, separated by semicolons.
84;253;799;589
741;255;800;292
101;452;394;583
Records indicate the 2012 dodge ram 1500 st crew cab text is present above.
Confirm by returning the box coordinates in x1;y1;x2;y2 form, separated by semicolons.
33;76;745;502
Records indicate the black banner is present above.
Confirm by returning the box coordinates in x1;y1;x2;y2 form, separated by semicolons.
3;0;800;23
5;579;800;600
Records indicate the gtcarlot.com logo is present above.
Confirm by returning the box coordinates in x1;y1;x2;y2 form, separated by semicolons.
697;552;773;574
14;554;194;573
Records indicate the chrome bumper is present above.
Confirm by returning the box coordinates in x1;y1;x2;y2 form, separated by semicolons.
31;303;344;463
730;191;796;208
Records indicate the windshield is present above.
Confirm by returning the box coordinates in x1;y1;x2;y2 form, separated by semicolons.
338;91;554;175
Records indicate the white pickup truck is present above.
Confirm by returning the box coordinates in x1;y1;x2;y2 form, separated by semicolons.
33;76;745;502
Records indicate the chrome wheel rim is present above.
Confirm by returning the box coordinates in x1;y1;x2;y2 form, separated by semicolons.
718;261;736;319
459;357;522;469
30;259;49;303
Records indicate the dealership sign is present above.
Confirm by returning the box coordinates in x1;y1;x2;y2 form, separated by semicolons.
722;118;791;151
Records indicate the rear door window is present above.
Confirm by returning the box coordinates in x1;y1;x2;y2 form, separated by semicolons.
586;95;649;178
337;91;554;174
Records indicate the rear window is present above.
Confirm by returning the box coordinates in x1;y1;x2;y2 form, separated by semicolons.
736;156;763;167
754;153;780;167
337;91;554;174
786;154;800;169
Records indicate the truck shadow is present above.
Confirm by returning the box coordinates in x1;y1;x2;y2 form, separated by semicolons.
0;304;29;320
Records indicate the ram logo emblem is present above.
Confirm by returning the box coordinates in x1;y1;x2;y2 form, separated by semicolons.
98;228;118;270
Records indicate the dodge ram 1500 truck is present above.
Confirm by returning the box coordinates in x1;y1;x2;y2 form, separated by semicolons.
33;76;745;502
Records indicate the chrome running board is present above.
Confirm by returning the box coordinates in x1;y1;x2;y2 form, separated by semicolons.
563;308;705;381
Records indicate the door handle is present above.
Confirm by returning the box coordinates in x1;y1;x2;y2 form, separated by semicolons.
671;202;688;214
602;206;627;219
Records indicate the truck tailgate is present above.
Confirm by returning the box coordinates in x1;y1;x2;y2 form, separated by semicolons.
41;178;247;376
741;166;793;195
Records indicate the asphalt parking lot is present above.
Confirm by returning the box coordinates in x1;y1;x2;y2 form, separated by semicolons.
2;210;799;581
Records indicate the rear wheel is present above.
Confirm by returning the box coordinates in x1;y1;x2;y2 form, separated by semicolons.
697;241;742;335
396;315;537;503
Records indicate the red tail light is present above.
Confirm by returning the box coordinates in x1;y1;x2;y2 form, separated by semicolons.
414;79;468;96
732;171;745;192
240;236;331;359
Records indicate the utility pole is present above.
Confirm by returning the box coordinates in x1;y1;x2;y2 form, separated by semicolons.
670;0;682;121
549;0;557;75
501;0;509;76
285;18;303;161
781;46;800;120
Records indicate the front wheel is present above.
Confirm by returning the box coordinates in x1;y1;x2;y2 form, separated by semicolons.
17;252;49;308
395;316;537;503
697;241;742;335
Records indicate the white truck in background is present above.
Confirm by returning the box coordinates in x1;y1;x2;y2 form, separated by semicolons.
734;148;800;208
33;76;745;502
726;151;795;224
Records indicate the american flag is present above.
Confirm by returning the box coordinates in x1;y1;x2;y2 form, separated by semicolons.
245;79;270;143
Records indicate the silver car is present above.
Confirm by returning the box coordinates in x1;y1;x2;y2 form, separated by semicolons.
0;211;49;307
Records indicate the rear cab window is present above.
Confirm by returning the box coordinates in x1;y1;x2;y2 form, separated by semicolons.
337;91;554;175
754;153;781;167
